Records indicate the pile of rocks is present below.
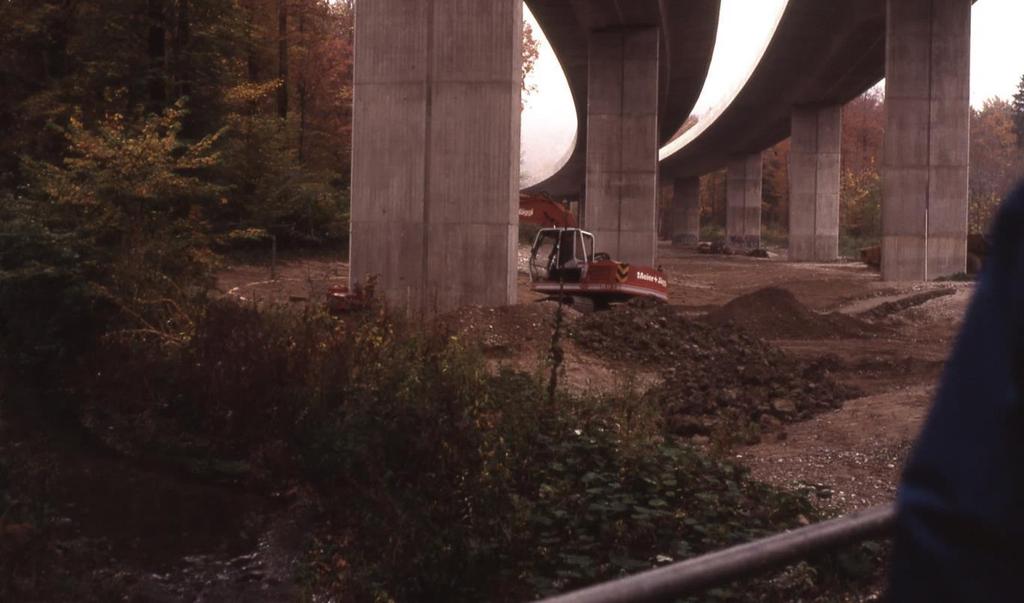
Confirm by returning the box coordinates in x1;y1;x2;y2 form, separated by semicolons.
571;300;859;442
706;287;881;340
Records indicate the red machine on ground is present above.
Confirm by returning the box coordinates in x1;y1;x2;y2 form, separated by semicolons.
518;192;578;228
329;195;669;313
519;193;669;308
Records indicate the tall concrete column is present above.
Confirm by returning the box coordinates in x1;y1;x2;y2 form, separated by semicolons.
668;177;700;245
726;153;763;248
883;0;971;280
585;27;659;265
350;0;521;318
789;105;841;261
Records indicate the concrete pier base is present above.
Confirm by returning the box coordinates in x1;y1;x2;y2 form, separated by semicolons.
584;27;659;266
349;0;521;318
882;0;971;281
668;177;700;245
789;105;841;262
727;154;763;249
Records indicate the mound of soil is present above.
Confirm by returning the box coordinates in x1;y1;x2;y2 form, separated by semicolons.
706;287;879;340
571;301;860;442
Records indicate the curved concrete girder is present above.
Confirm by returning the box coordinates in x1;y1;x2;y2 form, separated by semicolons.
660;0;888;179
524;0;720;198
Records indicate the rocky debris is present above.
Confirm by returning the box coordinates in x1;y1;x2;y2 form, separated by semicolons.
697;240;735;255
517;245;532;274
706;287;882;340
571;300;728;365
571;300;860;442
650;340;858;442
441;302;570;356
856;288;957;321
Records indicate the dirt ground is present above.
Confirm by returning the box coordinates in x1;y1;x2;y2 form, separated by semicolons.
216;242;974;515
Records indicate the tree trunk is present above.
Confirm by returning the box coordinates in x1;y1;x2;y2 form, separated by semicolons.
297;4;306;162
246;0;258;82
147;0;167;109
174;0;190;99
277;0;288;119
44;0;76;81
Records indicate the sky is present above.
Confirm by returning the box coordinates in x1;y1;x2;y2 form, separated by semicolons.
521;0;1024;186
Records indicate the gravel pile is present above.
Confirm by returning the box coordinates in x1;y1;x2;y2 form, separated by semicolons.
706;287;881;340
571;300;859;442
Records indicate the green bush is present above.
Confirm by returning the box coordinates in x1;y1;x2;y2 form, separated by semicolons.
212;85;350;250
839;233;881;260
10;294;878;602
840;166;882;241
0;105;221;418
761;224;788;249
700;223;725;242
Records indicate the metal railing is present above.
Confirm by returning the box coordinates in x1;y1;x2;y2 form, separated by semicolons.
536;503;896;603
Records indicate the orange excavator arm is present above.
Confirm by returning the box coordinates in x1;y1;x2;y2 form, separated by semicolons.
518;193;577;228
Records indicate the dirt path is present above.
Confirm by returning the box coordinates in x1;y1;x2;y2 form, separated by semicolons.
738;385;933;512
656;249;970;513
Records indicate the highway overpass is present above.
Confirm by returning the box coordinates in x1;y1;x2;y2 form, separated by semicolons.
349;0;972;317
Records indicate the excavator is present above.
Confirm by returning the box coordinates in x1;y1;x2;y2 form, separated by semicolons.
519;193;669;308
328;194;669;313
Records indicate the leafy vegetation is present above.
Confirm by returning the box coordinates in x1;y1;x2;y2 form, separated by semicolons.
0;277;883;601
1;104;219;412
0;0;540;414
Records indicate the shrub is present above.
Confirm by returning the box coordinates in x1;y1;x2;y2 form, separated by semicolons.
17;298;877;602
1;104;221;421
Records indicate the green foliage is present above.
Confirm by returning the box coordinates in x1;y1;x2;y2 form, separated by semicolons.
42;299;875;602
27;102;223;207
699;170;728;228
838;233;880;261
212;82;350;249
760;225;788;249
1;105;219;413
700;223;725;242
839;162;882;255
513;426;820;600
840;164;881;238
970;98;1024;234
1;0;354;255
969;192;1003;236
761;140;790;229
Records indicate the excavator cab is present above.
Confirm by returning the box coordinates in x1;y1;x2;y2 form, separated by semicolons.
529;228;595;284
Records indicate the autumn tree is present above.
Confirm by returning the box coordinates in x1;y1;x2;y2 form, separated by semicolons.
837;89;885;250
1012;73;1024;148
522;20;541;100
1;102;224;384
699;169;728;235
970;97;1024;233
762;139;790;231
842;89;885;175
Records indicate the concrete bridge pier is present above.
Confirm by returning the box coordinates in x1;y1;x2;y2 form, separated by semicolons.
789;105;841;262
668;177;700;245
882;0;971;281
726;153;763;249
349;0;522;318
585;27;660;265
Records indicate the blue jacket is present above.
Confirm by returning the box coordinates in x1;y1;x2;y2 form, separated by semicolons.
888;183;1024;601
